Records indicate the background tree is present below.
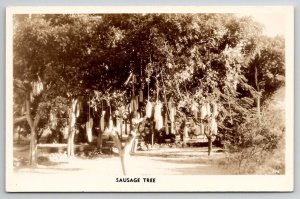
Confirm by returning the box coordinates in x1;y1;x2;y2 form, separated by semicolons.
14;14;56;165
244;36;285;123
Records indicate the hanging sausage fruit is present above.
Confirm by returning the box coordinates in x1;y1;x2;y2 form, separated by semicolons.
75;100;81;117
154;101;161;121
154;101;163;131
134;95;139;111
191;102;199;118
63;126;69;140
49;111;57;129
212;102;218;117
165;112;169;135
210;117;218;136
129;98;134;114
71;98;77;112
169;107;176;134
138;89;143;103
169;107;175;122
100;111;106;132
86;99;93;143
146;100;152;118
168;98;176;134
50;111;54;121
86;120;92;143
89;117;93;130
86;117;93;143
70;99;77;128
206;103;211;117
31;75;44;97
200;104;208;120
199;123;205;135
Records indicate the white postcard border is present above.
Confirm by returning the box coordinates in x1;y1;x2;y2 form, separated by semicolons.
6;6;294;192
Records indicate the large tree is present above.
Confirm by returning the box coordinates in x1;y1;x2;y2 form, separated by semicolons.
14;14;57;165
13;13;285;165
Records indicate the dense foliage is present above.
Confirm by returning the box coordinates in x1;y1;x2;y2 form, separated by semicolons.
13;14;285;165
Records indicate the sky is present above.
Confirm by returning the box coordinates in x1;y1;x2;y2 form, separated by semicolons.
237;13;286;37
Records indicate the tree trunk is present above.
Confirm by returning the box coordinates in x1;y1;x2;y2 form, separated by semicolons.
25;95;40;166
182;127;187;148
120;155;126;175
18;130;21;144
67;135;71;156
67;100;76;157
203;123;212;156
208;135;212;156
111;131;136;175
125;120;128;135
29;127;37;165
255;66;261;124
67;124;73;157
29;117;41;165
97;131;103;151
257;94;261;124
151;120;154;146
182;120;188;148
67;130;75;157
36;129;43;144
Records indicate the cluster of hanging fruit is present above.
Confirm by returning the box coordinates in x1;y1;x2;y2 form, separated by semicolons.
49;111;57;129
30;76;43;101
47;66;220;143
69;98;94;142
48;98;85;141
198;101;218;136
145;99;177;134
125;65;220;137
84;98;94;143
71;98;82;127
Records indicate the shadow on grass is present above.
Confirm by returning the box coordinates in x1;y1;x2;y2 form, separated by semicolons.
13;146;30;153
152;157;214;164
132;150;211;158
37;156;69;166
150;156;229;175
13;156;83;174
14;166;83;175
14;156;68;167
168;165;229;175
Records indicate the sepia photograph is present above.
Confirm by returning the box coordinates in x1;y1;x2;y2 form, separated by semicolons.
6;6;294;192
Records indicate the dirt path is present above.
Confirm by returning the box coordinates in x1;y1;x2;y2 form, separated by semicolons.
13;146;228;176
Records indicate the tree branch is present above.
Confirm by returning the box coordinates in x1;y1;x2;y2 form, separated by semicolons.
13;115;27;124
25;96;33;129
13;79;27;92
33;112;41;128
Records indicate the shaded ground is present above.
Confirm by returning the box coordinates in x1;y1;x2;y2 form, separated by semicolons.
13;142;228;176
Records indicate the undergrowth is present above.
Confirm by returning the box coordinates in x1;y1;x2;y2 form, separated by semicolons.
219;89;285;175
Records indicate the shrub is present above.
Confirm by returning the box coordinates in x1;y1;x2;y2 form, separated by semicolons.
221;90;285;174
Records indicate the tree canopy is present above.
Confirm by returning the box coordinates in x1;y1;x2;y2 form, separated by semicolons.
13;13;285;164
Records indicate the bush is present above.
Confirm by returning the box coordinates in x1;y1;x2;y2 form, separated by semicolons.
221;91;285;174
